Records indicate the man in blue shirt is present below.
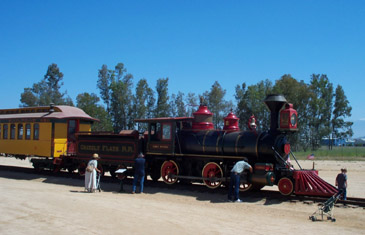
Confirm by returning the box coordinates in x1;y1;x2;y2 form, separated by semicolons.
335;168;348;200
228;160;253;202
132;153;146;194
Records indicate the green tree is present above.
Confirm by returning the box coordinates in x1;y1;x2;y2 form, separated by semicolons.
44;63;67;104
169;91;186;117
97;64;112;113
186;92;198;117
134;79;155;131
235;79;273;131
155;78;170;117
332;85;353;142
109;64;134;131
308;74;333;150
235;82;251;130
134;79;154;119
20;63;73;107
175;91;186;117
20;88;38;107
76;92;113;131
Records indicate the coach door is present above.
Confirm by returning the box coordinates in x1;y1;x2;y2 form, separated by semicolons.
67;119;79;154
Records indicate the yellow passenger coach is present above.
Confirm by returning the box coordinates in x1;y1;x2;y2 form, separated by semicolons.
0;104;97;169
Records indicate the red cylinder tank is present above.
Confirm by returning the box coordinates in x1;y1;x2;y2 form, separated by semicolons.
223;111;239;131
192;105;214;130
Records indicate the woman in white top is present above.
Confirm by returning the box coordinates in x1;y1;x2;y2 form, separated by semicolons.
85;153;101;193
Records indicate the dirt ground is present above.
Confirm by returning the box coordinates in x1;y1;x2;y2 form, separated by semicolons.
0;158;364;235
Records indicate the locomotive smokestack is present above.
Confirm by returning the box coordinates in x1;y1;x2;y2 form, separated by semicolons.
264;94;287;133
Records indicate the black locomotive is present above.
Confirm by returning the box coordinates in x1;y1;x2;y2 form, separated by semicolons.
72;94;303;194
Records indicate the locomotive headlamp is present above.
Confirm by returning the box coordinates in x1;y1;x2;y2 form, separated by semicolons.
279;103;298;132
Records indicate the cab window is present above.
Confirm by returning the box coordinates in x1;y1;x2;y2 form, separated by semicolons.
18;124;23;139
150;123;161;141
162;123;172;140
3;124;8;139
25;124;31;140
10;124;16;139
33;123;39;140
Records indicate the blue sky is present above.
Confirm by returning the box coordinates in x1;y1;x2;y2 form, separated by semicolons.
1;0;364;137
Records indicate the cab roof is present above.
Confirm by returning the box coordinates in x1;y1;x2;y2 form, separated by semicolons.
135;117;194;123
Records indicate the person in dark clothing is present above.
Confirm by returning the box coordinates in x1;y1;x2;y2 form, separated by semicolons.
132;153;146;194
228;160;253;202
336;168;348;200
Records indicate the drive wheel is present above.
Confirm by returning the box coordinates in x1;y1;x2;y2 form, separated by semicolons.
278;177;294;196
239;182;253;192
161;160;179;184
202;162;223;189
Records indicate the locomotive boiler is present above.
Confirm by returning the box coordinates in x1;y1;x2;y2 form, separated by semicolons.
178;94;295;164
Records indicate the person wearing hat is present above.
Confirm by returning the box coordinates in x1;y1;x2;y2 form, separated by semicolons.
335;168;348;200
85;153;101;193
132;153;146;194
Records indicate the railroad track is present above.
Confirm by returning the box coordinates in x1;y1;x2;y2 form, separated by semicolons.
290;194;365;208
1;165;364;208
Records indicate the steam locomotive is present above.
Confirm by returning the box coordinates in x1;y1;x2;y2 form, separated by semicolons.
75;94;303;194
0;94;337;196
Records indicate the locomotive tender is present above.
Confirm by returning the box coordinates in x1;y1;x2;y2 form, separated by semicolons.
0;94;337;196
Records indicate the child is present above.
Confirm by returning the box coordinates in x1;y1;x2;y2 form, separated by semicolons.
335;168;348;200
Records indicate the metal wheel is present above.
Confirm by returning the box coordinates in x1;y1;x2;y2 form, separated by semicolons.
78;163;86;176
278;177;294;196
239;182;253;192
202;162;223;189
160;160;179;184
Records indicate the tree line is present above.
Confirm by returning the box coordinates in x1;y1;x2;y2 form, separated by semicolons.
20;63;353;151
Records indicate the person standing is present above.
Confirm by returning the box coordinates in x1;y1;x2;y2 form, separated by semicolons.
85;153;101;193
335;168;348;200
228;160;253;202
132;153;146;194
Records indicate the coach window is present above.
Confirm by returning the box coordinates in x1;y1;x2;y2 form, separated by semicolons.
33;123;39;140
3;124;8;139
162;123;172;140
10;124;16;139
25;124;31;140
18;124;24;139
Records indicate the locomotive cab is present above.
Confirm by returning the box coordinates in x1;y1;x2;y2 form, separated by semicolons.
135;117;194;155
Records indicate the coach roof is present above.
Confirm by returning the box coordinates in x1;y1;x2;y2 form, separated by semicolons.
0;105;98;122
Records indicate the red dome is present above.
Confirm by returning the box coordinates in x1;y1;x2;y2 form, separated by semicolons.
223;111;239;131
192;105;214;130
